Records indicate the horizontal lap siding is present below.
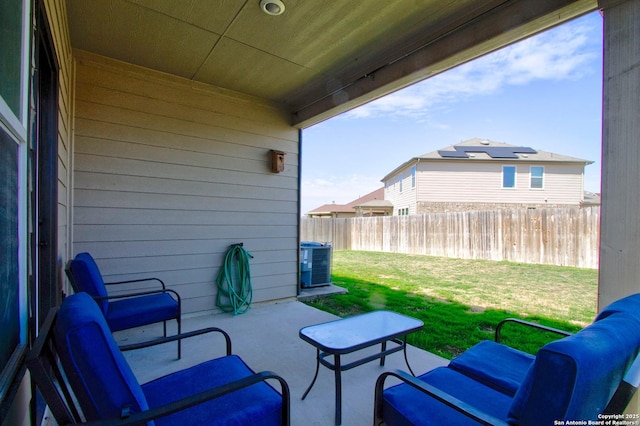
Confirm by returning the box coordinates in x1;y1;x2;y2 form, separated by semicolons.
385;164;417;214
73;51;299;314
418;162;585;204
45;0;74;288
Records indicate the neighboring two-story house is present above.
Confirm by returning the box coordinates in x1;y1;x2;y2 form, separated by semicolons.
382;138;593;215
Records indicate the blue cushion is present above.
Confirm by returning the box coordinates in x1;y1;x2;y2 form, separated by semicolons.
382;367;513;426
382;295;640;425
70;252;109;314
449;340;534;396
107;293;178;332
54;293;149;422
508;313;640;425
142;355;283;425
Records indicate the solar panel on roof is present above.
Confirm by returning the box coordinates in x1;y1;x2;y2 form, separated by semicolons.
439;146;537;159
482;147;519;158
438;150;469;158
515;147;537;154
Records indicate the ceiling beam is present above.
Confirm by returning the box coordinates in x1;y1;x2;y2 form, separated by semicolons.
292;0;597;128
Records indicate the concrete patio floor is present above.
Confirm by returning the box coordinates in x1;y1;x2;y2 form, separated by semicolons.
118;299;448;425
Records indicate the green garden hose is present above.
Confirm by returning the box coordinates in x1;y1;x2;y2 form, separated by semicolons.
215;243;253;315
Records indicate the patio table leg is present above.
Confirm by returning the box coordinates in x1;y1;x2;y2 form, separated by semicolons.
334;354;342;425
299;311;423;424
403;336;416;376
302;348;320;400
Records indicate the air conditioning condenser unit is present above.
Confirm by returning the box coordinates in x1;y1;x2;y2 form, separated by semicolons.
300;242;332;288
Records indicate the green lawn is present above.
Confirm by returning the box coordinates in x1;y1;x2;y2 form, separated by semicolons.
304;250;598;359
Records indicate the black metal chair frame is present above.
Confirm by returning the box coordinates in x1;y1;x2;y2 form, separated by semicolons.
65;262;183;358
27;307;291;425
374;318;640;425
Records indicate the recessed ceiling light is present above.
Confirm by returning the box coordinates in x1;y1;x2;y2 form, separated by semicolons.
260;0;285;15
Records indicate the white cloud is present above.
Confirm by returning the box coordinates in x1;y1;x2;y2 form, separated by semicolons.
344;17;599;120
302;15;602;212
301;174;382;213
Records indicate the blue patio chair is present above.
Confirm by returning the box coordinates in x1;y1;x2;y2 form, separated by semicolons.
65;252;182;357
26;292;290;425
374;293;640;425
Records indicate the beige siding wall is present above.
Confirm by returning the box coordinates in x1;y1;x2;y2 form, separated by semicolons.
72;51;299;315
384;164;417;214
416;161;585;205
46;0;75;294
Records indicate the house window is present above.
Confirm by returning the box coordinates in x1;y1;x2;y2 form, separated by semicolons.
397;207;409;216
0;128;20;374
0;0;29;411
411;166;416;188
530;166;544;189
502;165;516;188
0;0;25;118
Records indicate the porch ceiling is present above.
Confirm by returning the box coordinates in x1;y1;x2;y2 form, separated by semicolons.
66;0;597;128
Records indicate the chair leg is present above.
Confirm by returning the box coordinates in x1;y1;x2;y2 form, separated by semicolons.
177;317;182;359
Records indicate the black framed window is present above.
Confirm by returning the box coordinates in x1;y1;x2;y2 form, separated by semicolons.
0;0;24;118
0;0;29;415
0;125;21;408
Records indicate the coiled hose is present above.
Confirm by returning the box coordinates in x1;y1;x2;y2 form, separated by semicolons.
216;243;253;315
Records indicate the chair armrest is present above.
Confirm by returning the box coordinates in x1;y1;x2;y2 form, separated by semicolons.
374;370;509;426
494;318;572;343
119;327;232;356
603;352;640;415
94;288;180;303
106;277;167;290
81;371;290;426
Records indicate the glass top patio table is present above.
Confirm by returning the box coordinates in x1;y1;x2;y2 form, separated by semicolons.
299;310;423;353
299;310;423;425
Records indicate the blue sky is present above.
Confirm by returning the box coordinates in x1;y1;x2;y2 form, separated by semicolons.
301;11;603;214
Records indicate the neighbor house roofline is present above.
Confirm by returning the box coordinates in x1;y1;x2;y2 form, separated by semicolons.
307;187;385;215
381;138;593;182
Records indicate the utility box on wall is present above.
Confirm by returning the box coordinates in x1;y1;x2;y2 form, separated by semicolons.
300;242;332;288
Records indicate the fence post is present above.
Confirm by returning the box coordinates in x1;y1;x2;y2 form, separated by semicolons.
299;207;599;268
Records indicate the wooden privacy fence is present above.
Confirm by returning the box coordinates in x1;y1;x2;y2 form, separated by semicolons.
301;206;600;269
